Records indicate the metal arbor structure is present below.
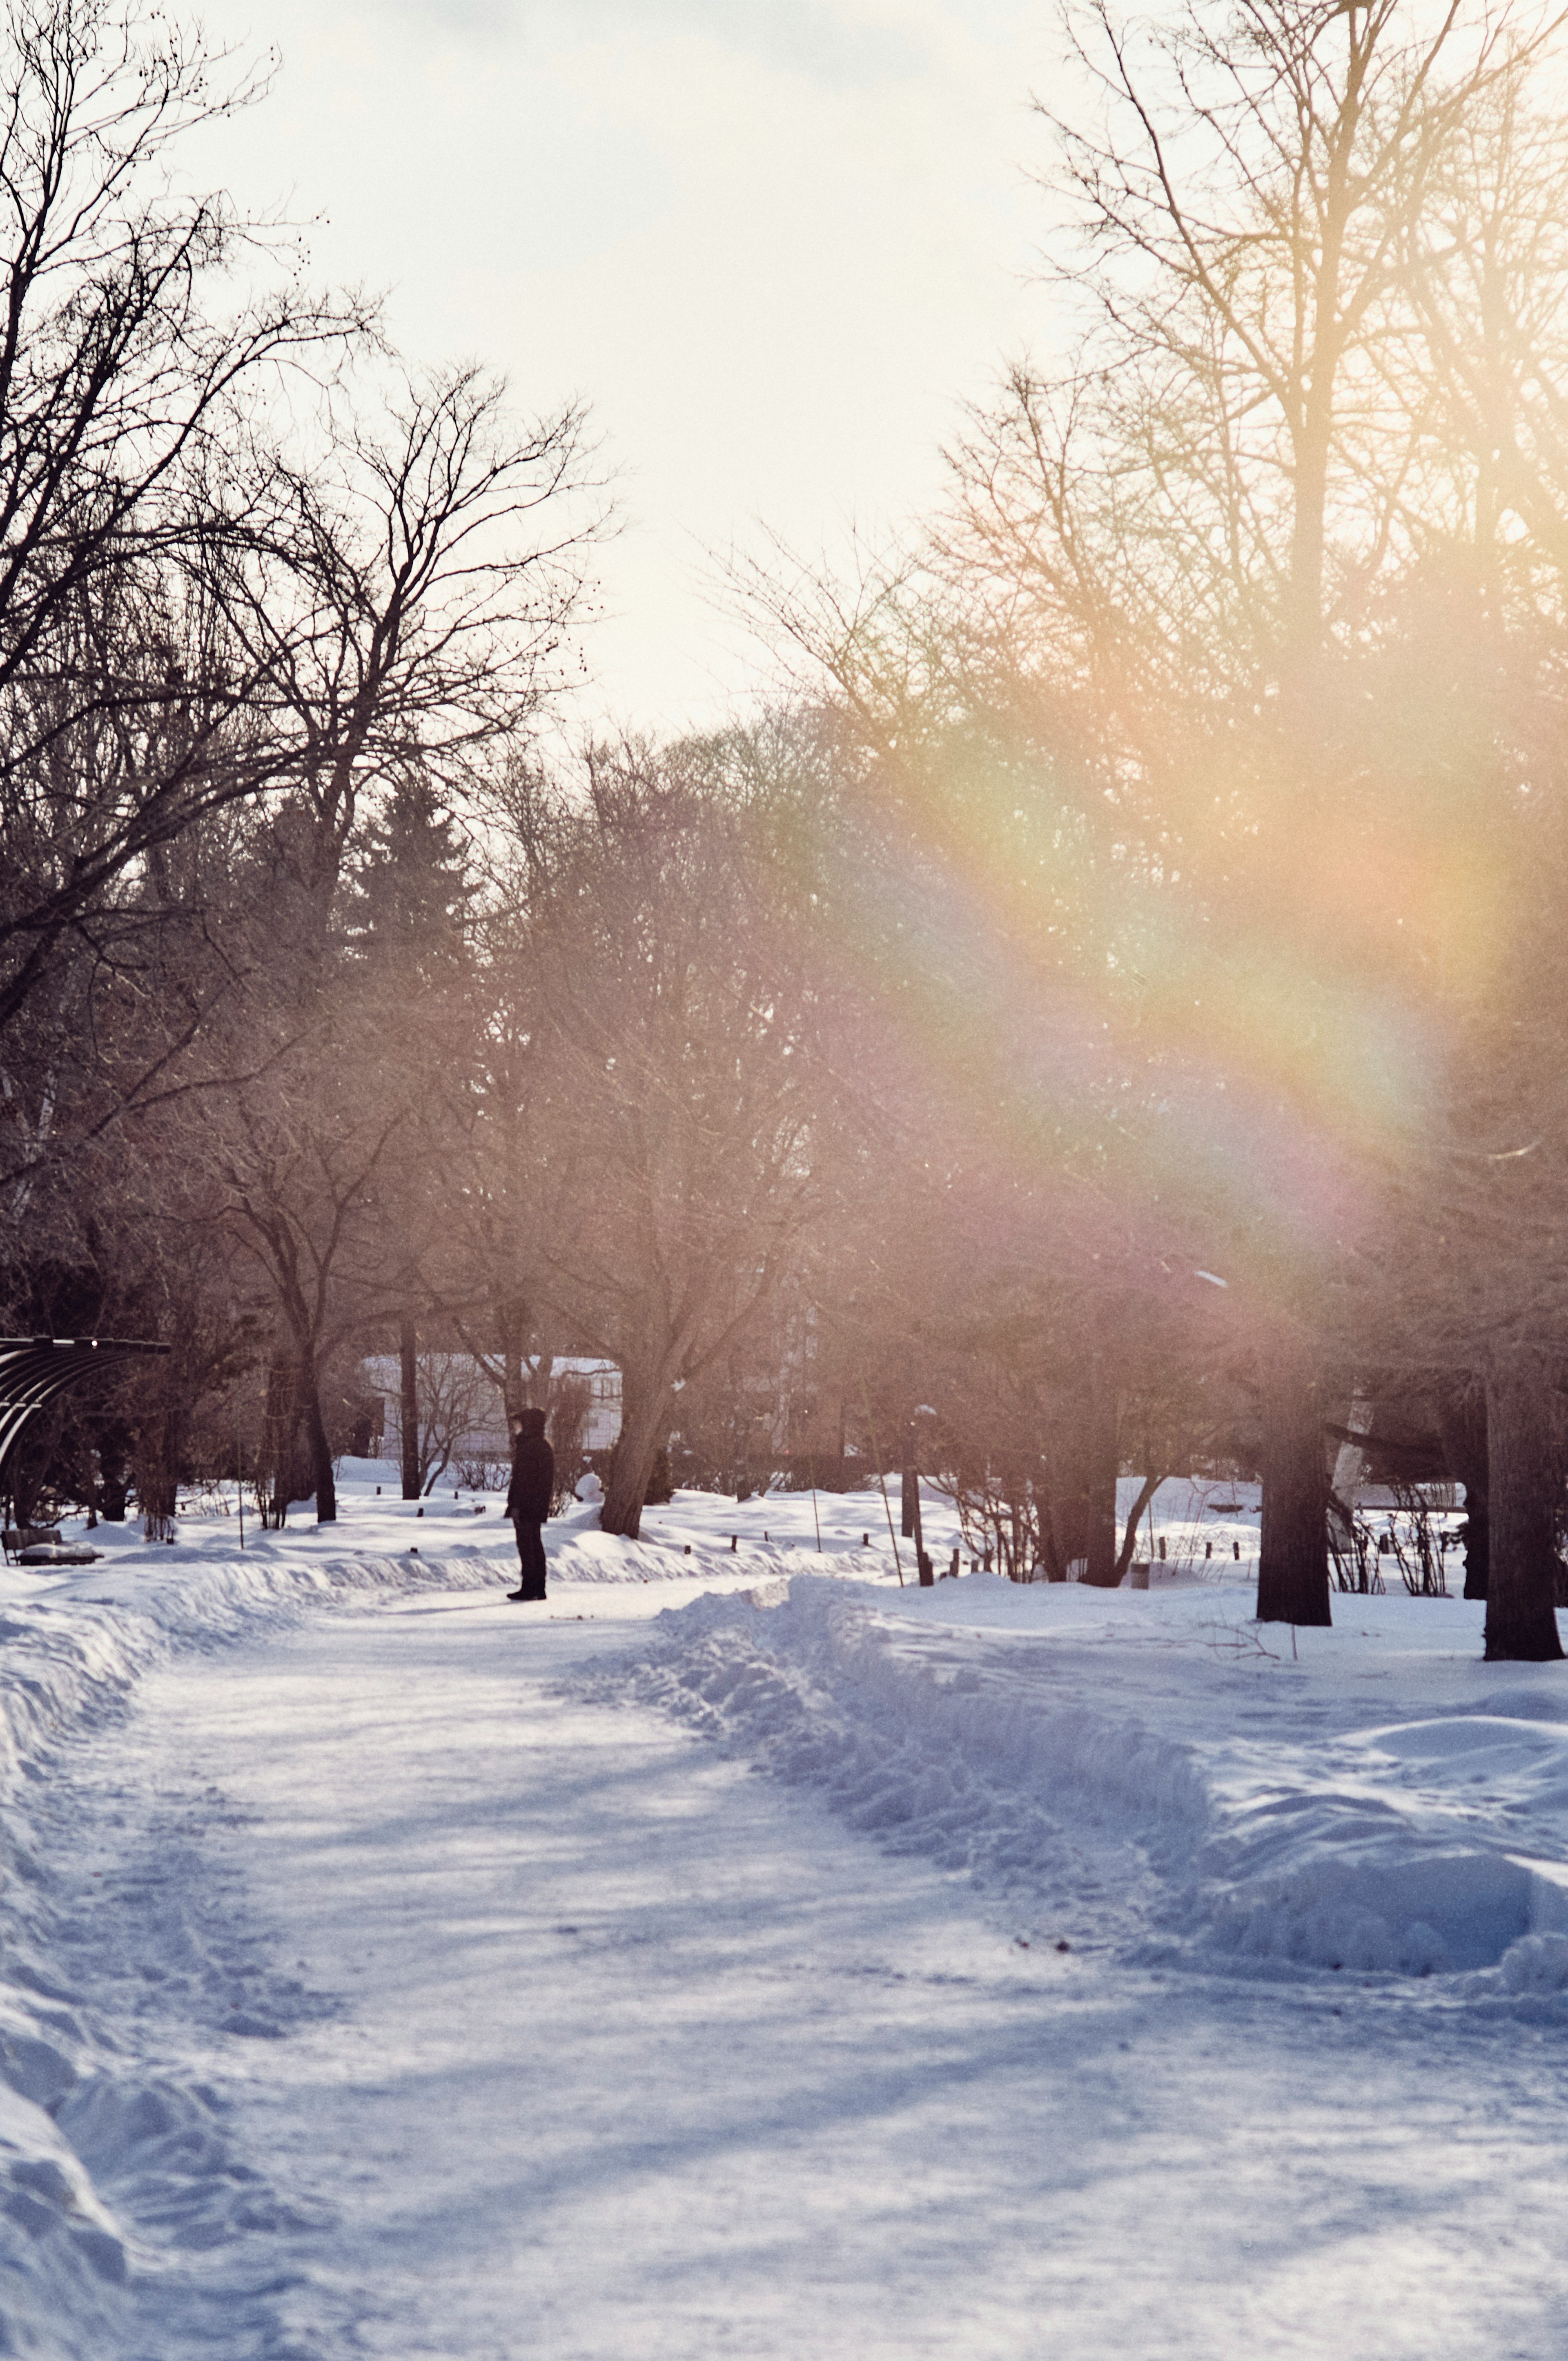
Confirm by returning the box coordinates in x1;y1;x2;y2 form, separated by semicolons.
0;1337;169;1505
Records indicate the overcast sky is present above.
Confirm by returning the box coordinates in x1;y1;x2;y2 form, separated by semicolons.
193;1;1067;736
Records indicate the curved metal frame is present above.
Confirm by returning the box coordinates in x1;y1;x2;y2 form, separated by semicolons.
0;1337;170;1501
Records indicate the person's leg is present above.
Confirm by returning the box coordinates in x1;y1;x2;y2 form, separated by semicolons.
506;1520;530;1599
506;1521;546;1602
521;1520;547;1601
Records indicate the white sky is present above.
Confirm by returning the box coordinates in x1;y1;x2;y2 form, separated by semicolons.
193;1;1068;736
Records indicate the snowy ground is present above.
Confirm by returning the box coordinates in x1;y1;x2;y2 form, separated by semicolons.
2;1466;1567;2358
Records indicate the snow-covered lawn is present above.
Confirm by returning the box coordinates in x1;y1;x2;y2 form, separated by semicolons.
3;1467;1567;2357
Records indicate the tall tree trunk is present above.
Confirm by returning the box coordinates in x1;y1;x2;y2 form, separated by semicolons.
262;1354;299;1529
1048;1484;1086;1579
11;1402;63;1532
1483;1356;1563;1661
494;1295;528;1428
1436;1382;1489;1602
1463;1478;1492;1604
907;1455;931;1582
1115;1474;1164;1581
1077;1357;1122;1588
1286;403;1333;653
900;1458;918;1539
399;1317;420;1500
136;1401;179;1543
1329;1389;1372;1529
96;1423;129;1521
1038;1480;1067;1582
303;1358;337;1524
601;1372;673;1540
1256;1354;1332;1626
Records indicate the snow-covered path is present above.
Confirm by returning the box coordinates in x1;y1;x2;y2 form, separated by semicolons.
35;1579;1568;2361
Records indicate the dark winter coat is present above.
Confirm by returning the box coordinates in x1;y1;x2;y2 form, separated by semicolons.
506;1413;555;1524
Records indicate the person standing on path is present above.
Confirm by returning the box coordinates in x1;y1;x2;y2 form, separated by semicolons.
505;1407;554;1603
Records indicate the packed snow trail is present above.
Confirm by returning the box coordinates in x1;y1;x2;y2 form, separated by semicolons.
26;1576;1568;2361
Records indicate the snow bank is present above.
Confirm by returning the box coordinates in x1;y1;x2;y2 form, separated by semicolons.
6;1471;1564;2352
1203;1716;1568;1982
0;1547;482;2358
579;1574;1214;1958
0;1492;781;2358
583;1571;1568;2010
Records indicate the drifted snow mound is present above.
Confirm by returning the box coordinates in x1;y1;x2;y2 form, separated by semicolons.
1497;1931;1568;1993
1203;1716;1568;1983
0;1549;476;2357
0;2079;129;2354
1205;1842;1568;1978
544;1501;787;1583
577;1574;1212;1950
548;1522;703;1582
589;1576;1568;2000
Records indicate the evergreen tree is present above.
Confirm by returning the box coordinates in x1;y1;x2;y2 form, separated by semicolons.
345;774;472;987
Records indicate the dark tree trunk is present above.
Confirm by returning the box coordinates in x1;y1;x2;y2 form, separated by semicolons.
262;1355;298;1529
399;1317;420;1500
1048;1495;1085;1575
548;1376;590;1513
1483;1357;1563;1662
1436;1383;1489;1601
9;1403;62;1531
901;1460;918;1540
303;1360;337;1524
1115;1474;1164;1581
909;1463;932;1582
1463;1491;1492;1603
97;1435;128;1521
1033;1460;1067;1578
494;1296;528;1429
902;1441;926;1557
1256;1356;1332;1626
136;1402;180;1542
601;1372;673;1540
1077;1357;1122;1587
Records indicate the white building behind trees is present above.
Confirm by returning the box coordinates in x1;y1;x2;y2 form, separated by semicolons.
363;1355;622;1483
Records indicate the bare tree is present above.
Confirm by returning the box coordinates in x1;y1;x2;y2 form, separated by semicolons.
0;0;370;1048
427;801;587;1436
0;7;606;1250
929;0;1567;1629
520;742;834;1539
224;366;606;926
407;1349;486;1496
198;912;423;1526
